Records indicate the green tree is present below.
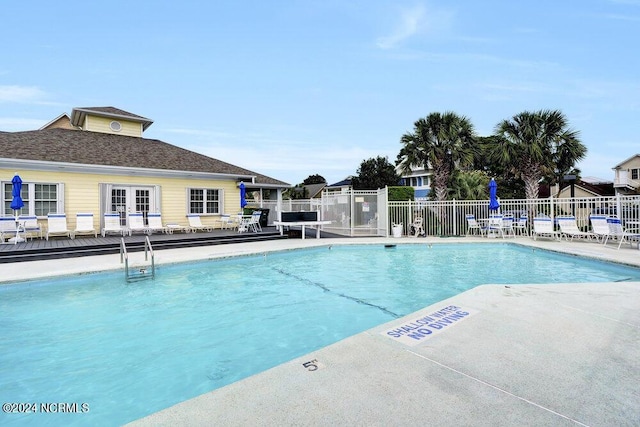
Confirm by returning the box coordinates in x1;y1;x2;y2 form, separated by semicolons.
491;109;586;199
448;170;490;200
351;156;400;190
302;174;326;185
476;135;526;199
397;112;477;201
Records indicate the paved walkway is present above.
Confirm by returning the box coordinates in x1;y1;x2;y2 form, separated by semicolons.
3;237;640;426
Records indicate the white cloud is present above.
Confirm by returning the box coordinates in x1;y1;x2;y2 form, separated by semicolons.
376;3;453;50
0;85;46;103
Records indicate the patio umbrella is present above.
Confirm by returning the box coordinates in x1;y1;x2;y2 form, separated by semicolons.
10;173;24;214
9;174;25;244
488;178;500;211
239;182;247;208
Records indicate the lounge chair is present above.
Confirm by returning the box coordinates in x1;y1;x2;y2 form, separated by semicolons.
465;214;486;236
0;216;19;243
187;214;213;232
74;213;97;238
557;215;596;241
532;215;560;240
146;213;168;234
18;215;43;240
589;215;610;243
102;213;126;237
604;217;640;249
46;213;73;240
512;214;528;236
127;212;149;235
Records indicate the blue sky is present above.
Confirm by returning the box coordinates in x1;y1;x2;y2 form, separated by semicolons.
1;1;638;186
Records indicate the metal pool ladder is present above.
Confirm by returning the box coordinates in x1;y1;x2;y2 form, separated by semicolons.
120;236;155;282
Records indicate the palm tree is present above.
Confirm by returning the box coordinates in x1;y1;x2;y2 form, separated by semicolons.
491;109;586;200
397;112;477;201
449;170;489;200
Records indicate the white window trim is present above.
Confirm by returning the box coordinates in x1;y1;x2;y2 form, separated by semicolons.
2;181;64;217
186;187;224;215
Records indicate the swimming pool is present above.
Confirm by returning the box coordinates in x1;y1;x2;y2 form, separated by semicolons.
1;243;639;426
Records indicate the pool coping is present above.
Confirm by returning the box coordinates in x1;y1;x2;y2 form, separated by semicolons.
4;237;640;425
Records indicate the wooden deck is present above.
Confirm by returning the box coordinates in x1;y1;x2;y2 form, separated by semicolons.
0;227;287;263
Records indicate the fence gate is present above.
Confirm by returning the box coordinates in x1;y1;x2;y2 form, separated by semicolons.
321;189;387;237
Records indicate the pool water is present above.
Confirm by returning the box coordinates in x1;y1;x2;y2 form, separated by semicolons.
1;243;639;426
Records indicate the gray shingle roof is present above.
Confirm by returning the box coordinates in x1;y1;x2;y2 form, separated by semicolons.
0;128;289;186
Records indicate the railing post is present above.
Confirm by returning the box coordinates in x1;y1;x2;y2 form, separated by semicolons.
453;199;457;236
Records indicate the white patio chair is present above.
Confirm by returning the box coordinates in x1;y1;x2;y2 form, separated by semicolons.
465;214;486;237
187;214;213;232
604;217;640;249
146;213;168;234
18;215;43;240
499;214;515;238
237;214;255;233
251;210;263;232
46;213;74;240
512;214;529;237
217;214;238;230
102;213;126;237
127;212;149;235
557;215;596;241
532;215;560;240
74;213;97;238
486;214;504;238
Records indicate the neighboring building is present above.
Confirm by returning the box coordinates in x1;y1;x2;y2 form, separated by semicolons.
549;176;615;199
0;107;290;230
398;165;431;199
303;183;326;199
325;177;352;193
613;154;640;195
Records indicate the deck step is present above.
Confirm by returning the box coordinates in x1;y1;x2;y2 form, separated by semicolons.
0;231;288;263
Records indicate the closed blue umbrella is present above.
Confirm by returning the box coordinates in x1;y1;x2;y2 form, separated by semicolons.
488;178;500;211
10;174;24;213
239;182;247;208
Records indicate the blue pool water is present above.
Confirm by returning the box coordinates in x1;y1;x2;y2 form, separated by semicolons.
1;243;639;426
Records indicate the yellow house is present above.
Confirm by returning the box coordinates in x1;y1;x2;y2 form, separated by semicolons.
0;107;290;231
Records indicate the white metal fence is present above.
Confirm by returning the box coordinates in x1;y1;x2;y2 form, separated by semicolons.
389;195;640;237
247;191;640;238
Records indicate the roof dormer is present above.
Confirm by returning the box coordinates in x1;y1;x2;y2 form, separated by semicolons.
70;106;153;137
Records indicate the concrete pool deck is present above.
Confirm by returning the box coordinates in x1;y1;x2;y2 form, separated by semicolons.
3;237;639;426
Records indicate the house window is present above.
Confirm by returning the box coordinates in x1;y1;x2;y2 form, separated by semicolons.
188;188;221;214
34;184;58;216
3;182;62;216
632;169;639;180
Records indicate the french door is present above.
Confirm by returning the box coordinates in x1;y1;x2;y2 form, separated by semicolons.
110;186;152;226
